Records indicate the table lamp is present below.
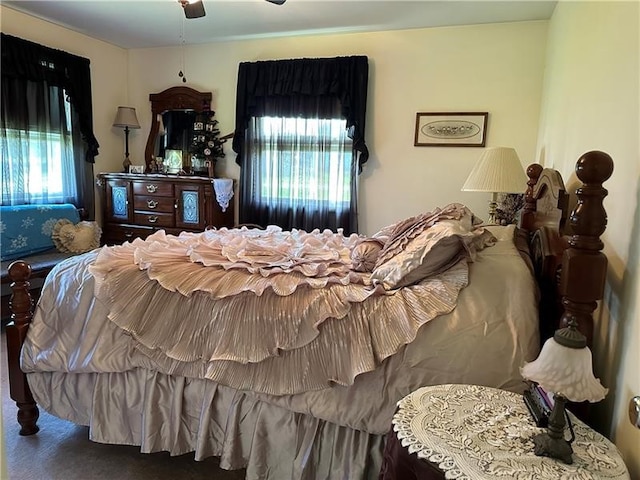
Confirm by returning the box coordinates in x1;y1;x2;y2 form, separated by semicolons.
113;106;141;172
461;146;527;224
521;319;608;464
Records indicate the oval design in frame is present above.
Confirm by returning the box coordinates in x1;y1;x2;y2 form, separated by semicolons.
422;120;480;139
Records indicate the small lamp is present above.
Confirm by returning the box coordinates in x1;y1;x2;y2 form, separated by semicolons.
461;146;527;224
521;319;608;464
113;106;141;172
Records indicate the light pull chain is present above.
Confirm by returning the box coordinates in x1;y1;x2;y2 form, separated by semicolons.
178;16;187;83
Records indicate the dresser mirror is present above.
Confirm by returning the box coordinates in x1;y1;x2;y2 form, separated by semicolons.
144;86;212;173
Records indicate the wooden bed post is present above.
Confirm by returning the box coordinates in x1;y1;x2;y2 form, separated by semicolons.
558;151;614;348
520;163;543;231
6;260;40;435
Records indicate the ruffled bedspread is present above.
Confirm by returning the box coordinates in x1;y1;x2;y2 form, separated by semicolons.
82;215;489;396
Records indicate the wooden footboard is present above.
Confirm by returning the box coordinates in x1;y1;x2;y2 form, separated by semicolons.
6;260;40;435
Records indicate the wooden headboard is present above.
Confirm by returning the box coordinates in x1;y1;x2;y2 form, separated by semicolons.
519;151;614;348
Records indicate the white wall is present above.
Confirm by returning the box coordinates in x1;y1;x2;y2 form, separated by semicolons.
0;6;129;219
536;1;640;475
127;21;548;234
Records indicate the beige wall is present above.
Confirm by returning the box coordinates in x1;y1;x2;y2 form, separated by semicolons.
537;1;640;475
127;21;548;234
0;6;128;219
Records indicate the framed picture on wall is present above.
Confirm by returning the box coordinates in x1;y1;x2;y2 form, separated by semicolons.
414;112;488;147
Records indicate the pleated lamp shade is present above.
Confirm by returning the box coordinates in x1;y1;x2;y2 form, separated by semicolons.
462;147;527;193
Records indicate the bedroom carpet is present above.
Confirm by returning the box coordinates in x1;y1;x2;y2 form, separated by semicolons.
1;329;246;480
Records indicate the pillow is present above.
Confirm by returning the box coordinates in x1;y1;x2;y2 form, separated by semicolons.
52;219;102;254
374;203;480;268
350;238;384;272
371;218;496;290
483;224;516;242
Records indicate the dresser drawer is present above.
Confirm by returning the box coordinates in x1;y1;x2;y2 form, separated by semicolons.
134;212;174;228
133;195;175;213
102;224;155;245
133;181;173;197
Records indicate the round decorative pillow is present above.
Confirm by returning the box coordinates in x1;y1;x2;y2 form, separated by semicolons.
52;219;102;253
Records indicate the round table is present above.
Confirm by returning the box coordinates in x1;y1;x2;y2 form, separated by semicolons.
380;384;630;480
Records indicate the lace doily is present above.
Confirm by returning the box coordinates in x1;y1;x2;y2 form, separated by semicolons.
213;178;234;212
392;384;630;480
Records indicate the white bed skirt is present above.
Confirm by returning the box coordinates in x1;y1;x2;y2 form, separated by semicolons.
27;369;385;480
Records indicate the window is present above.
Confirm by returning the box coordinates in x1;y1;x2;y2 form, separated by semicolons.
254;116;353;207
233;56;369;234
241;113;357;233
1;33;100;217
2;87;77;204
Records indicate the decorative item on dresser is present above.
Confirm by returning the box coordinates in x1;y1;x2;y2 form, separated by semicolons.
112;106;141;173
96;173;234;245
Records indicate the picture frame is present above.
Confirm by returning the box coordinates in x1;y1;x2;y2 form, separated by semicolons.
414;112;488;147
128;165;145;174
164;149;183;174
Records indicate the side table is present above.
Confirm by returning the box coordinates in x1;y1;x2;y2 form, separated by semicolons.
379;384;629;480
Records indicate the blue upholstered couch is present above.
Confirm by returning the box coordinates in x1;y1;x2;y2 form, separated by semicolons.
1;204;82;319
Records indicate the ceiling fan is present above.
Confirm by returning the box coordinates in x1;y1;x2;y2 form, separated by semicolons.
179;0;286;20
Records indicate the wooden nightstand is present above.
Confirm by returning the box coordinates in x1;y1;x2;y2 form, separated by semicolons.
379;384;630;480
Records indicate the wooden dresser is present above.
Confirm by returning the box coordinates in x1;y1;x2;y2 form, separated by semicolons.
97;173;234;245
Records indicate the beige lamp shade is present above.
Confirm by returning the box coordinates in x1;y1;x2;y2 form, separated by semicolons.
112;106;140;129
462;146;527;193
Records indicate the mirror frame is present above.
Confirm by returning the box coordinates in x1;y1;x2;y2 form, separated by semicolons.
144;86;213;171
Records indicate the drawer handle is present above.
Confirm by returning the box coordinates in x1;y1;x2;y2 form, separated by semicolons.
147;200;158;209
148;215;159;224
124;231;133;239
146;184;158;193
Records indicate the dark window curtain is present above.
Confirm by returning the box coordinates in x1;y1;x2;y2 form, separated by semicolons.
233;56;368;233
1;34;99;217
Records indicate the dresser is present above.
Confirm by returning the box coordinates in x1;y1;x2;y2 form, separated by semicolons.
97;173;234;245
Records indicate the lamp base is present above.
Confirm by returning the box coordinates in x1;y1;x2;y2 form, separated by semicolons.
122;155;132;173
532;432;574;464
486;191;499;225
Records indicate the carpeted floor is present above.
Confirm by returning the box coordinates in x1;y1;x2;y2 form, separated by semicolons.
1;329;246;480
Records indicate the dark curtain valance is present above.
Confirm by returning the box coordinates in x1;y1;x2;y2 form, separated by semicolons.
1;33;100;163
232;55;369;171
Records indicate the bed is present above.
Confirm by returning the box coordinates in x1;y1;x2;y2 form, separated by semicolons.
4;151;613;480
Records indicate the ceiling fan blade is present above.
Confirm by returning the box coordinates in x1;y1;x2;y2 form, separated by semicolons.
181;0;206;19
265;0;286;5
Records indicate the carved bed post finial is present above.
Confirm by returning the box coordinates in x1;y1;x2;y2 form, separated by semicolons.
519;164;544;231
6;260;40;435
559;151;614;347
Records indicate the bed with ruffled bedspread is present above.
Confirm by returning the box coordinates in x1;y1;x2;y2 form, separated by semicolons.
20;203;539;480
